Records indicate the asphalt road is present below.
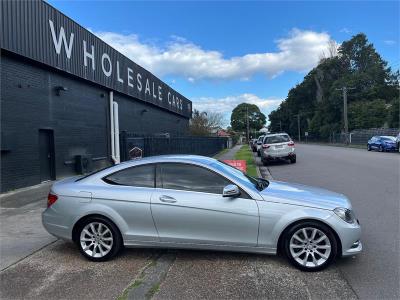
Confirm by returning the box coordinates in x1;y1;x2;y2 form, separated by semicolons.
266;143;400;299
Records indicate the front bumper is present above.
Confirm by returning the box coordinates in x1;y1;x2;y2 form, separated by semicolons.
327;214;362;256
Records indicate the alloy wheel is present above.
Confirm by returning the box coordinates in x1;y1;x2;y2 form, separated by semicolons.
80;222;114;258
289;227;331;268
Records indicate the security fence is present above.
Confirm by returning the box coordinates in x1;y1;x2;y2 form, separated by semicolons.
302;128;399;145
119;131;229;161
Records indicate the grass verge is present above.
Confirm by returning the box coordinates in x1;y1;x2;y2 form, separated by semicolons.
234;145;258;177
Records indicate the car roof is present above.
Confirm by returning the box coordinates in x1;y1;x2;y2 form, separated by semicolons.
380;136;396;139
119;154;217;167
264;133;289;137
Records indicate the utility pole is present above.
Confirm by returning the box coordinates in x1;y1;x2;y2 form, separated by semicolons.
246;105;249;143
336;86;355;144
279;120;282;132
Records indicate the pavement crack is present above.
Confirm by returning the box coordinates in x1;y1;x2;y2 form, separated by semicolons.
118;251;176;300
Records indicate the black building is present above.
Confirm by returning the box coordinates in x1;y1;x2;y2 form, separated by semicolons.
0;0;192;192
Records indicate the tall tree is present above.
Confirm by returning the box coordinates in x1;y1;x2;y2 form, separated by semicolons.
268;33;399;139
231;103;266;134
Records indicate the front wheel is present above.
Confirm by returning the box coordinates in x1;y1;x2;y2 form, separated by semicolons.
367;144;371;151
283;221;338;271
379;145;383;152
77;217;122;261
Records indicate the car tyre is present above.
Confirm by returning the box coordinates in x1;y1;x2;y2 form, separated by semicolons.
257;150;261;157
283;221;338;272
367;144;371;151
77;216;122;262
290;156;296;163
262;158;268;166
379;145;383;152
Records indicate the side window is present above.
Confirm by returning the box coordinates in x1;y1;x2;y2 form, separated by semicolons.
103;164;155;188
159;163;231;194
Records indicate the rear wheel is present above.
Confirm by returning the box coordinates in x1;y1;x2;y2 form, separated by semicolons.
379;145;383;152
283;221;337;271
367;144;371;151
289;156;296;163
77;216;122;261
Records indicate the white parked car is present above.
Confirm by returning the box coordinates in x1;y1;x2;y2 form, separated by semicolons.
260;133;296;165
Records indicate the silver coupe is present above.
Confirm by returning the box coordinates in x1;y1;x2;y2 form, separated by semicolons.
42;155;362;271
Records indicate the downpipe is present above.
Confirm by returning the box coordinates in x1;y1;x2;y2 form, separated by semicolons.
113;101;120;164
109;91;120;164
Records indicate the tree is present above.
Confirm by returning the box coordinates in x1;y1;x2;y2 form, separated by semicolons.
268;33;399;139
230;103;266;135
189;110;225;136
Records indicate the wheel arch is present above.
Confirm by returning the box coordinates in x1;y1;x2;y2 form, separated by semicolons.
72;213;123;244
276;218;342;257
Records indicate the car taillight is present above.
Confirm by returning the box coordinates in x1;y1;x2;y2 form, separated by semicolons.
288;142;295;146
47;193;58;208
262;144;270;149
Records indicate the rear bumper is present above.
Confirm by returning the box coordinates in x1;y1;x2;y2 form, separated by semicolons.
42;209;73;241
263;151;296;160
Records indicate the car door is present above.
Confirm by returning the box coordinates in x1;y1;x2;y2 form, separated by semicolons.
93;164;159;242
150;162;259;247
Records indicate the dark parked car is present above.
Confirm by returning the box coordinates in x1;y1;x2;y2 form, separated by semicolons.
367;136;397;152
250;139;258;152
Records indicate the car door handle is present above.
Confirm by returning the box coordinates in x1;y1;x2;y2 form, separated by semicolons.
159;195;177;203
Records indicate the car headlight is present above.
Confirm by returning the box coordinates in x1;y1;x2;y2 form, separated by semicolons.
334;207;357;224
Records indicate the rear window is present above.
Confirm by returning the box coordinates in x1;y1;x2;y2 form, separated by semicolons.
264;135;291;144
103;164;155;188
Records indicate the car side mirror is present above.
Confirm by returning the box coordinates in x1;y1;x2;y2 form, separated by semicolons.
222;184;240;197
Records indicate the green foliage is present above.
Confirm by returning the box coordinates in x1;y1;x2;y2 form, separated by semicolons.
348;99;388;129
268;33;400;139
387;98;400;128
231;103;266;132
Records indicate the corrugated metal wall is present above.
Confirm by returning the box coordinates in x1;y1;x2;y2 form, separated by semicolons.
0;0;192;118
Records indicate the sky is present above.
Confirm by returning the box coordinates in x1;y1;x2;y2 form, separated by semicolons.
48;0;399;126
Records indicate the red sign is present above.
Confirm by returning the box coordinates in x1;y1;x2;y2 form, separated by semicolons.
223;160;247;173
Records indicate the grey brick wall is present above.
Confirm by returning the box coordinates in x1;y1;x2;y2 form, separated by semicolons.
0;52;189;192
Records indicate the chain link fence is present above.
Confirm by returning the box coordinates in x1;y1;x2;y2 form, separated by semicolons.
302;128;399;145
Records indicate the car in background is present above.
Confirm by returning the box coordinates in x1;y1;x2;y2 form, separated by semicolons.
42;155;361;271
260;133;296;165
256;135;265;156
396;133;400;152
367;136;397;152
250;138;258;152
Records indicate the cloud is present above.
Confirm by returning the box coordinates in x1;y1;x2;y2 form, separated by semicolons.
95;29;335;81
193;93;283;118
340;28;352;34
383;40;396;46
